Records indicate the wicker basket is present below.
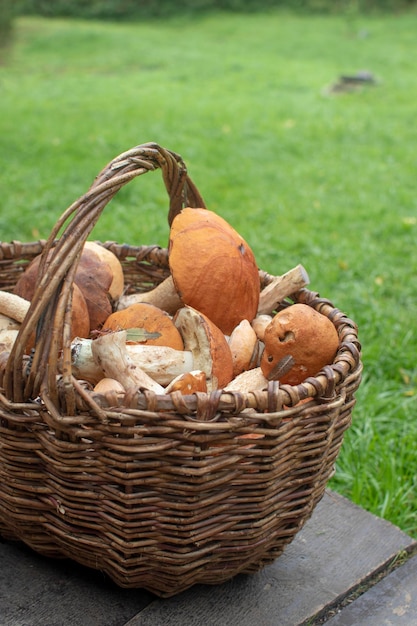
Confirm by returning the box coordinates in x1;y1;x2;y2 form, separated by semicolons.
0;142;362;597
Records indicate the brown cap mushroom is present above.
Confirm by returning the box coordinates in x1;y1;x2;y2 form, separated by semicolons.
174;305;234;391
169;208;260;335
260;303;339;385
103;302;184;350
73;246;113;332
83;241;124;301
14;259;90;351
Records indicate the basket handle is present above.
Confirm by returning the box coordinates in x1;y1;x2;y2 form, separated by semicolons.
5;143;206;405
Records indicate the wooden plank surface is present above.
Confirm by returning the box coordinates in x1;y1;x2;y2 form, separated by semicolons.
325;554;417;626
0;540;155;626
1;491;415;626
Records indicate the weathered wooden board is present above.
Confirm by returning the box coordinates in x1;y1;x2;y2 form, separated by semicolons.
325;554;417;626
1;491;415;626
0;540;155;626
125;492;416;626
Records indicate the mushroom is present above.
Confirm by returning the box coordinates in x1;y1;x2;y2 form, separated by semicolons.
73;246;113;332
0;312;21;332
103;302;184;350
224;366;269;393
0;290;31;324
0;329;19;355
91;331;165;394
94;377;125;394
71;314;232;391
13;255;91;343
116;275;182;316
113;342;195;386
13;246;114;335
260;303;339;385
251;314;272;342
228;319;261;378
165;370;207;395
168;207;260;335
116;263;310;329
83;241;124;301
257;264;310;315
174;305;234;391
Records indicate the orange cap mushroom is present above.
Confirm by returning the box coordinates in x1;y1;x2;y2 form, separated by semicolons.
103;302;184;351
169;208;260;335
260;303;339;386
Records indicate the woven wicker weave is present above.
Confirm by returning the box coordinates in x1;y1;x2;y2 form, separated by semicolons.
0;142;362;597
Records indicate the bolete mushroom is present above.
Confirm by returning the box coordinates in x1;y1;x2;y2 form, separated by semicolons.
260;303;339;385
71;313;232;391
73;246;113;332
257;264;310;315
83;241;124;301
0;329;19;355
224;366;269;393
251;314;272;342
0;290;31;324
228;319;260;378
173;305;234;391
91;331;165;394
165;370;207;395
116;275;182;316
168;207;260;335
14;245;116;335
103;302;184;350
116;263;310;324
0;313;21;332
13;268;90;352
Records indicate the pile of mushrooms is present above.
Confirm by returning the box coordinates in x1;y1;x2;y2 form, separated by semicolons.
0;206;340;400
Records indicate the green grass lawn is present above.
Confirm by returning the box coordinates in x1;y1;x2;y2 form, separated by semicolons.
1;10;417;536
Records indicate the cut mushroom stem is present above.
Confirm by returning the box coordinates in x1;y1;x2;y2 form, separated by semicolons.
116;275;182;316
91;330;165;394
0;313;21;332
0;329;19;355
0;291;30;323
258;264;310;315
71;337;107;385
224;367;269;393
118;343;194;386
72;326;219;390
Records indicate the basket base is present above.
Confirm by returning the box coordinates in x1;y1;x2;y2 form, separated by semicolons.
2;491;415;624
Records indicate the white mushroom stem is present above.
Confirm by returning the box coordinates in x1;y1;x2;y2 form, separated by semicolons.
116;275;182;316
0;291;30;323
72;331;205;388
91;331;165;394
0;329;19;355
258;264;310;315
71;337;106;384
251;314;272;342
0;313;21;332
224;367;269;393
228;319;260;377
121;343;194;385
